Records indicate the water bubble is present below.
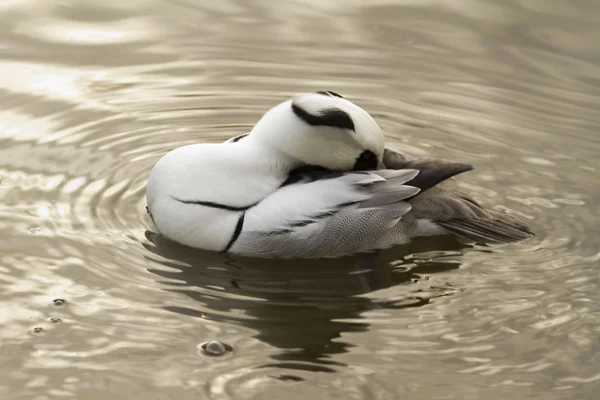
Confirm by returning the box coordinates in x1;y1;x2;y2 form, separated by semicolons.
199;340;233;356
53;298;66;306
32;327;44;334
50;317;62;323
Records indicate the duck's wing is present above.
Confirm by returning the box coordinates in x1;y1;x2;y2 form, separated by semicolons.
231;169;421;258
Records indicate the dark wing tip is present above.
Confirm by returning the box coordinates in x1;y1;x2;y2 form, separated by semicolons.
405;162;474;195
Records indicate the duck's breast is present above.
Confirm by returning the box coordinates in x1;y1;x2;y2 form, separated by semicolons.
146;143;285;251
149;194;242;251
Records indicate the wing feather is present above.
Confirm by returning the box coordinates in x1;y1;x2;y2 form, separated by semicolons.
233;169;419;258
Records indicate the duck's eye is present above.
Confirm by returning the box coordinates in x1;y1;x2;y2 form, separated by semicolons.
353;150;378;171
291;103;355;132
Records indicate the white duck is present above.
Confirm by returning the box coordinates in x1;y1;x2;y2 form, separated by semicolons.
146;91;532;258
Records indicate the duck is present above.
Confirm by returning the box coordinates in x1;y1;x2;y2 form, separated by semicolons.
146;91;533;258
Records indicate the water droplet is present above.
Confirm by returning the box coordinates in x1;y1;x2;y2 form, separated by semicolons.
50;317;62;323
32;327;44;334
199;340;233;356
53;298;66;306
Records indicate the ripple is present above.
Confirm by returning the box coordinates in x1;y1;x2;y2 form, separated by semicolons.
17;18;158;45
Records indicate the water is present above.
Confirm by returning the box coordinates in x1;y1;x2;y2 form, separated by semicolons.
1;0;599;398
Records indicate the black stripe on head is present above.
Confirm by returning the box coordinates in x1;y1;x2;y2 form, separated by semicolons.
231;133;248;143
291;103;355;132
317;91;345;99
353;150;379;171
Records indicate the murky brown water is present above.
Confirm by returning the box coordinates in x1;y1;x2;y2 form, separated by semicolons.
1;0;599;398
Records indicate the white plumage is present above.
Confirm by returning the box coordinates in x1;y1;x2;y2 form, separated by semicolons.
146;92;533;258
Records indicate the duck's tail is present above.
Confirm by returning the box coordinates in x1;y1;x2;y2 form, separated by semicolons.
437;209;534;244
383;146;534;245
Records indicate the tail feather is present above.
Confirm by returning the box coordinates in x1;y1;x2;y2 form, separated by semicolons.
438;209;534;244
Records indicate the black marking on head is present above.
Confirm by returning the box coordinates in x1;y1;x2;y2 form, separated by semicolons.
222;212;245;252
291;103;355;132
353;150;379;171
170;196;258;211
231;133;248;143
317;91;345;99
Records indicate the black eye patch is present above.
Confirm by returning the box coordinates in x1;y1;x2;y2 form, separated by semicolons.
291;103;355;132
317;91;345;99
353;150;378;171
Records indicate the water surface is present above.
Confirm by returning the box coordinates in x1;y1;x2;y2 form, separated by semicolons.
1;0;599;398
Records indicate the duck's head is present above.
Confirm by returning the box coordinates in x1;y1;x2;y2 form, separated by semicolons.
248;91;385;171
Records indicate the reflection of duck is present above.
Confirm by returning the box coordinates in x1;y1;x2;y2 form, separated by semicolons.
143;231;465;365
146;91;533;258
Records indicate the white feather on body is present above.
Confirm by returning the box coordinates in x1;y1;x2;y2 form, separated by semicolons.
231;170;421;258
146;141;292;251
